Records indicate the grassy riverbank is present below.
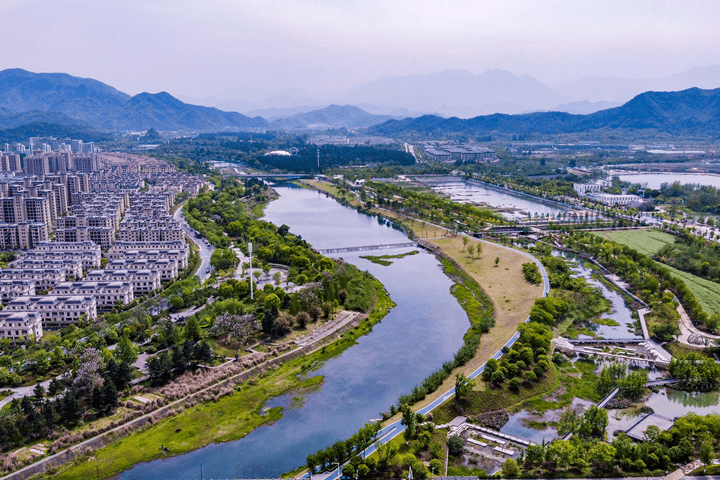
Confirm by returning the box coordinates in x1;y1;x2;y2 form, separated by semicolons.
43;282;395;480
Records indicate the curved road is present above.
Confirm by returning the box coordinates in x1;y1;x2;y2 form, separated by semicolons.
173;204;215;282
311;239;549;479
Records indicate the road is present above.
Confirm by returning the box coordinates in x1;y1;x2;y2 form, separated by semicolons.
173;204;215;282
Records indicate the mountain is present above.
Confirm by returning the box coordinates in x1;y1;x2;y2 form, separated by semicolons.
270;105;398;129
340;69;563;117
554;65;720;103
0;69;267;132
550;100;622;115
369;87;720;137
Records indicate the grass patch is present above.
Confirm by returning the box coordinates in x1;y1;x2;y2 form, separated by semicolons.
300;179;363;208
434;364;559;424
47;281;395;480
661;262;720;317
593;318;620;326
360;250;419;266
592;229;676;255
521;359;602;414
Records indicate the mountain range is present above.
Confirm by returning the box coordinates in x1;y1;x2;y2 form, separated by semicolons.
368;87;720;137
0;69;267;133
1;67;720;138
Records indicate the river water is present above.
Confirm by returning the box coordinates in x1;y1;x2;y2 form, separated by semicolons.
429;179;565;220
612;172;720;189
119;185;471;479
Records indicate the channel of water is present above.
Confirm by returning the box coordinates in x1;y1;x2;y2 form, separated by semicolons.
118;185;471;479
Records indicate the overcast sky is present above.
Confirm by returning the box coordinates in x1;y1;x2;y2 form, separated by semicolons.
2;0;719;102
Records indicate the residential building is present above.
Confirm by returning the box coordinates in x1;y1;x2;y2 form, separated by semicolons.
53;281;134;310
4;295;97;329
0;279;36;302
84;269;161;294
0;311;43;342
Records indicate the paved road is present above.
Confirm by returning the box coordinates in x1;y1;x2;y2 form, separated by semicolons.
173;204;214;282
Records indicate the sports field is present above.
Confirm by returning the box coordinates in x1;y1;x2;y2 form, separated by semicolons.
593;229;676;255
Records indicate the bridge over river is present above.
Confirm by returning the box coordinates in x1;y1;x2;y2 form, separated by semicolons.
316;242;417;254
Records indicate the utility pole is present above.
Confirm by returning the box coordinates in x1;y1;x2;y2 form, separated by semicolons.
248;242;253;300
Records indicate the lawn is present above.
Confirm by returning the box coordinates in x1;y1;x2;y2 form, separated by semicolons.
404;236;543;413
301;179;363;208
662;263;720;317
592;229;676;255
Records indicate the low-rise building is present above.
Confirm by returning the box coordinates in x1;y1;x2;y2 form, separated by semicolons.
4;295;97;329
0;268;67;289
53;281;134;310
106;258;178;281
0;279;36;302
588;192;643;206
573;183;602;196
0;311;43;342
84;269;161;294
10;258;84;279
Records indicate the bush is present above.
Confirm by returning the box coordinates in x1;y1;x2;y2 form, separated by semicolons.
447;435;464;456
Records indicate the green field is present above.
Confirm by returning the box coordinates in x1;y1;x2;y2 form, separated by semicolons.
662;263;720;317
593;229;676;255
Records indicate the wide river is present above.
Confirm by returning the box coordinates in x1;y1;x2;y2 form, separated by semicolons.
119;185;471;479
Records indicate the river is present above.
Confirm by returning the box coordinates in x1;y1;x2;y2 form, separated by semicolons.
118;185;471;479
611;172;720;189
429;179;565;220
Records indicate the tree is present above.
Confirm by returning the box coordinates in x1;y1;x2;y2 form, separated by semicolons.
495;257;500;267
429;458;444;476
184;316;202;342
558;408;580;436
169;295;184;310
700;437;714;465
467;244;475;259
455;373;475;403
102;379;118;413
114;334;138;365
33;383;45;401
578;405;608;439
447;435;464;456
401;403;417;441
62;390;82;426
462;236;468;251
502;458;520;478
475;241;482;257
357;464;370;478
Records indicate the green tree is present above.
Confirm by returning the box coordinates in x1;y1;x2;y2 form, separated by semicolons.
495;256;500;267
578;405;608;439
401;403;417;441
114;334;138;365
447;435;464;456
184;315;202;342
502;458;520;478
467;244;475;259
454;373;475;404
264;293;281;311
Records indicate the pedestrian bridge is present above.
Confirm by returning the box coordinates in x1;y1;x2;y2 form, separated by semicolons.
317;242;417;254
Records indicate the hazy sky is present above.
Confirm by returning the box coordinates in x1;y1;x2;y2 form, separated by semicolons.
2;0;720;102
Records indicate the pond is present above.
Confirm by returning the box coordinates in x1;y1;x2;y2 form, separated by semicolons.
429;179;565;220
118;185;472;479
612;172;720;190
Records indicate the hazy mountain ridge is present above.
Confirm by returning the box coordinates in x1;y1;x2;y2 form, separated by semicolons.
0;69;268;132
369;87;720;137
270;104;398;129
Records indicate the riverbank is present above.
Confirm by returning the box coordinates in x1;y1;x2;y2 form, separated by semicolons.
298;178;545;430
22;282;396;480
